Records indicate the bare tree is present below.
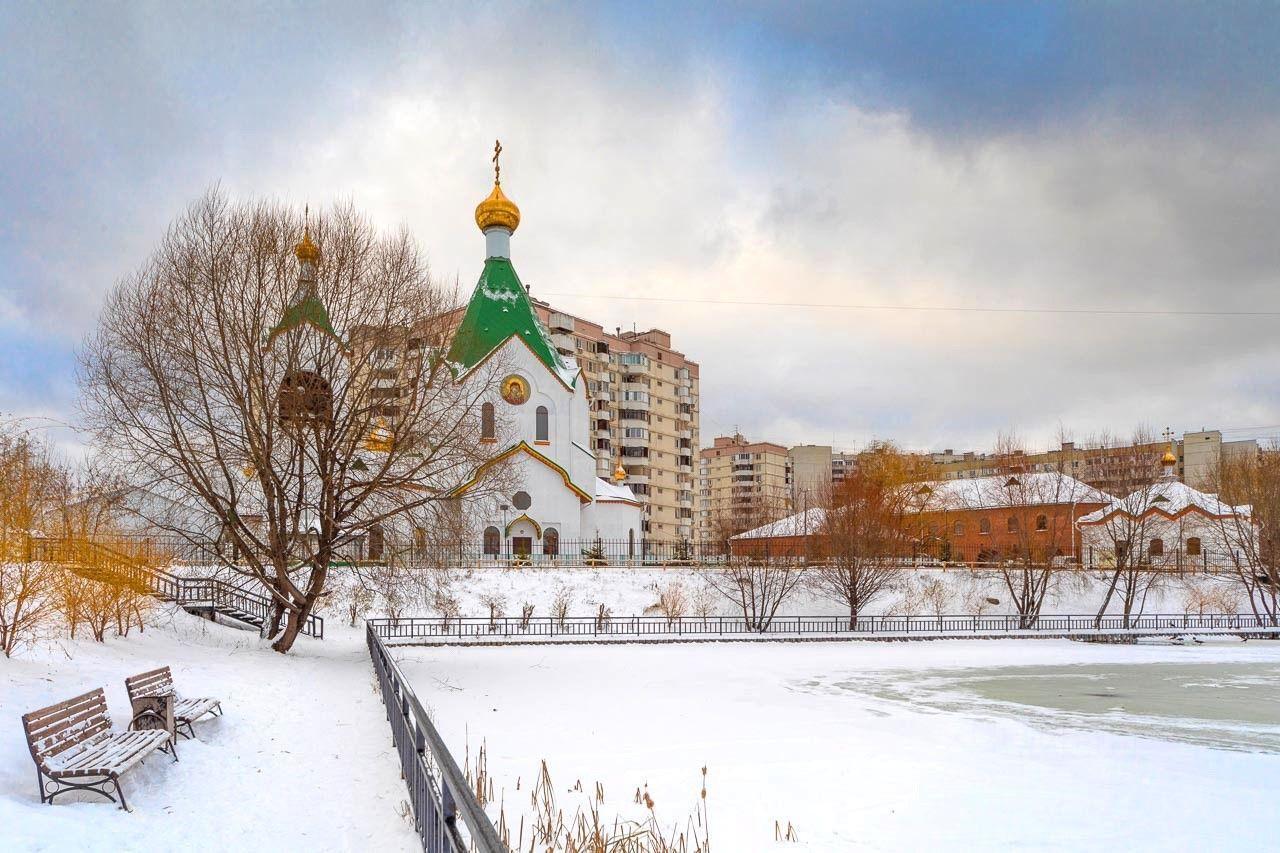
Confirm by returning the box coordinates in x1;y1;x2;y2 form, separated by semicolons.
807;442;923;627
80;190;502;652
702;488;803;630
1085;428;1166;627
980;432;1090;628
0;421;62;655
1210;444;1279;624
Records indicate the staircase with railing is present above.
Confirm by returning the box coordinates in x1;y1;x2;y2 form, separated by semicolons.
27;536;323;639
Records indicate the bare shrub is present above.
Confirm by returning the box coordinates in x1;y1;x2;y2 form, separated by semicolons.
690;584;718;620
656;582;688;621
550;586;573;628
0;561;58;657
481;592;506;630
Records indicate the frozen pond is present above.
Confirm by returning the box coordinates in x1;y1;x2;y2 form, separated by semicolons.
800;660;1280;753
399;640;1280;850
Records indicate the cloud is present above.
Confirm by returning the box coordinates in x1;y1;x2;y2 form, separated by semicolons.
2;2;1279;454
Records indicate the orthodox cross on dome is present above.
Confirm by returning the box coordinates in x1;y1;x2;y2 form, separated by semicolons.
492;139;502;185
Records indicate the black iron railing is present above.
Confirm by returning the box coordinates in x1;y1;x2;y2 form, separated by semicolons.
27;536;323;639
366;622;506;853
368;612;1280;643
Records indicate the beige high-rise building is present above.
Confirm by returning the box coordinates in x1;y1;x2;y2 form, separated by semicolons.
698;434;792;543
787;444;860;506
531;303;700;540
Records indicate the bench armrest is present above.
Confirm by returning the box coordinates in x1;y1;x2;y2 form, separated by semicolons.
129;694;176;739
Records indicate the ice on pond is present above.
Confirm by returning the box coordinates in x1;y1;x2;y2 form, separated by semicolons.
797;661;1280;753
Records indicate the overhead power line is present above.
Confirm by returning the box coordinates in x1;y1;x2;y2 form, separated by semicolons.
540;292;1280;319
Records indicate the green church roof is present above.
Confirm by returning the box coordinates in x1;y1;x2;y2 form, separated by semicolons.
446;257;577;387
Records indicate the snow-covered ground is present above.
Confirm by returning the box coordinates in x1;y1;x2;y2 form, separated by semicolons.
397;639;1280;851
0;610;417;853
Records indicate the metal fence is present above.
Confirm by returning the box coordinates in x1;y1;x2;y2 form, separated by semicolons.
366;622;505;853
368;612;1280;644
71;531;1243;575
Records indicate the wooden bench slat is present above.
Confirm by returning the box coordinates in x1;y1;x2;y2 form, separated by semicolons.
27;701;110;745
23;690;107;729
33;719;113;759
48;731;169;777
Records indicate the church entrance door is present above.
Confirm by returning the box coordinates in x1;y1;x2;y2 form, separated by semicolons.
512;536;533;557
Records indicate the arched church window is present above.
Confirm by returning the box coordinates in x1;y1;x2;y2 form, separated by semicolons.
953;521;965;536
483;526;501;556
368;525;385;562
513;491;532;511
1035;514;1048;531
543;527;559;557
1186;537;1202;557
535;405;549;441
1007;516;1019;533
1149;538;1164;556
481;402;495;440
979;518;991;535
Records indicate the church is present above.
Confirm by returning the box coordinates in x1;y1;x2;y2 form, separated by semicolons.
444;145;643;559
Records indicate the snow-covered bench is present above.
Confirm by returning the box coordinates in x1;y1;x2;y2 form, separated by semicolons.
126;666;223;740
22;687;175;811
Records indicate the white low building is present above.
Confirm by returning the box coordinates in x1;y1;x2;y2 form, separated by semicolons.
1077;448;1257;570
444;160;643;559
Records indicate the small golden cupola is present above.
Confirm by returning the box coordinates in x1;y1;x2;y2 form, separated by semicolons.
295;227;321;264
1161;447;1177;467
613;459;627;483
475;140;521;246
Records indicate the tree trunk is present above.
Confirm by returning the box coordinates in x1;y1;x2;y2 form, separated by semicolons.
1094;568;1122;628
271;606;306;653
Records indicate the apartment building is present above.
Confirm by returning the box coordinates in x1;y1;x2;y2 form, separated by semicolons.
531;303;700;540
698;434;792;543
788;444;860;505
930;431;1260;494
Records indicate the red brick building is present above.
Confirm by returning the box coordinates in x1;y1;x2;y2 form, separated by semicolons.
732;473;1110;563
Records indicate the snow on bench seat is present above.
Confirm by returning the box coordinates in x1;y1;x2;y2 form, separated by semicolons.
126;666;223;740
22;687;175;810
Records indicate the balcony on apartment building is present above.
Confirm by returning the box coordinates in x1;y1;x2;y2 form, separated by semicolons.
550;333;575;355
549;312;575;333
622;465;651;484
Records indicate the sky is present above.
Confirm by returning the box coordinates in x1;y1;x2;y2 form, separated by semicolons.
3;1;1280;455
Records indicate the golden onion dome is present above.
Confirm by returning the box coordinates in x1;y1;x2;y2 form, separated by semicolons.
295;228;321;263
1162;447;1177;466
475;182;521;233
613;460;627;483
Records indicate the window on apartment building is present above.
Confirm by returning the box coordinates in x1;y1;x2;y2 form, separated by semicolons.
1036;514;1048;531
979;518;991;535
535;406;549;441
1186;537;1202;556
481;402;495;439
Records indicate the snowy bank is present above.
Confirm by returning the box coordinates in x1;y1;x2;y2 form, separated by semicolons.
0;609;416;852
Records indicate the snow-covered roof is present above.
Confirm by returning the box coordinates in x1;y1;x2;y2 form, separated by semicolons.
913;473;1111;512
733;473;1109;541
1078;479;1250;524
732;508;827;540
594;477;641;505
